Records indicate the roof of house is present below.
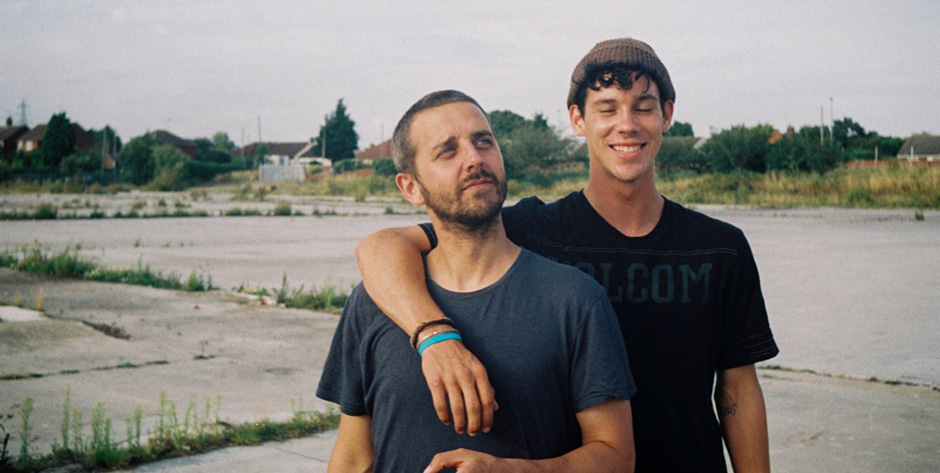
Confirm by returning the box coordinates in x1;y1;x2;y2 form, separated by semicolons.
0;125;28;142
17;123;95;152
241;142;310;157
149;130;196;148
355;140;392;160
898;134;940;156
19;124;47;142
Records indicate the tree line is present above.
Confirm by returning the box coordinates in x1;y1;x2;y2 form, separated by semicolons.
1;102;910;190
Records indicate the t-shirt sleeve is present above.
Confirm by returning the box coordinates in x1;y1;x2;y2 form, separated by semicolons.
316;285;369;416
569;288;637;411
718;233;779;369
501;196;545;245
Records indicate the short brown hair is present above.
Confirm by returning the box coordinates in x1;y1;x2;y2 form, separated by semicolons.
392;90;489;176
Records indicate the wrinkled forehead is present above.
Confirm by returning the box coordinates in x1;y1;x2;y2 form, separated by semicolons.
410;102;492;151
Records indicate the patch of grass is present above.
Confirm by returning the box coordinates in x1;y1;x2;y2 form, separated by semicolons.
272;201;292;216
267;274;350;313
0;246;212;292
0;392;339;472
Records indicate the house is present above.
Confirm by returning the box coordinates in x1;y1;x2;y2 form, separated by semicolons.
16;122;95;154
897;134;940;163
241;140;318;165
149;130;196;157
0;117;29;155
355;140;392;162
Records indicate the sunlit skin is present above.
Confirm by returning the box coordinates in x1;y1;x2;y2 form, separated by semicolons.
570;76;674;195
397;101;508;236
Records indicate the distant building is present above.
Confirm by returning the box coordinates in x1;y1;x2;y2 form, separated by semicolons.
0;117;29;155
149;130;196;157
897;134;940;163
355;140;392;161
240;140;317;165
16;122;95;154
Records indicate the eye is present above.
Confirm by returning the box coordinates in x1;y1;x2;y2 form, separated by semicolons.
437;147;456;159
475;138;494;148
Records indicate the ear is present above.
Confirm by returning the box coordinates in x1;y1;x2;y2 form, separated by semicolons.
395;173;426;206
569;104;586;137
661;99;675;134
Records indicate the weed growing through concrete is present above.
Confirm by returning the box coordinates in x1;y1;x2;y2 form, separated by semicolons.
0;245;212;292
0;391;338;473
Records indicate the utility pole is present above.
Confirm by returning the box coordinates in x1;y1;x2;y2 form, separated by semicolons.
17;100;28;126
820;106;824;145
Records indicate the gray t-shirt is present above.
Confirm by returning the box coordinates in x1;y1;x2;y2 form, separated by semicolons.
317;249;635;472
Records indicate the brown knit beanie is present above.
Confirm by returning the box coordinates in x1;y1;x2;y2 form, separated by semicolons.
567;37;675;108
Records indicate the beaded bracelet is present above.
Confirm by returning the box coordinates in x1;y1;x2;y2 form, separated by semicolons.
409;317;455;350
418;332;463;357
415;327;460;349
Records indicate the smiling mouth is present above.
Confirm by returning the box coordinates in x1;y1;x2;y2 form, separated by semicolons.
612;144;643;153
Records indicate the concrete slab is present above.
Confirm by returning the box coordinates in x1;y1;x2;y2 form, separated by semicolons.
2;268;939;472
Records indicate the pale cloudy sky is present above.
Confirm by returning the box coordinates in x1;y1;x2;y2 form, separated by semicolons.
2;0;938;149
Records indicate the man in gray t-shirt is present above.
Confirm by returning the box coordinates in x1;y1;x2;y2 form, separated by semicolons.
317;90;636;473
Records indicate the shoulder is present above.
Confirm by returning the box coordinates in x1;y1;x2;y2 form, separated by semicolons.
502;192;585;242
517;249;608;298
338;283;388;328
664;199;749;245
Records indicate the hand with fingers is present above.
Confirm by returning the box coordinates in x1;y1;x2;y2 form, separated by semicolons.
421;339;498;436
423;448;501;473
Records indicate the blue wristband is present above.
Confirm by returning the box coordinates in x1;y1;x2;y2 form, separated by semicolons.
418;332;463;357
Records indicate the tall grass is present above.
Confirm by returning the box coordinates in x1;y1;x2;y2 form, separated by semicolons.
245;274;350;313
1;392;338;473
0;245;212;292
658;166;940;208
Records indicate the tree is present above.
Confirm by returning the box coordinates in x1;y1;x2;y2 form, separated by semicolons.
701;124;775;173
90;125;123;157
119;134;156;185
212;132;236;152
41;112;76;170
313;99;359;163
657;136;708;177
489;110;527;138
665;121;694;137
194;138;232;164
151;144;191;190
764;126;840;173
485;110;574;179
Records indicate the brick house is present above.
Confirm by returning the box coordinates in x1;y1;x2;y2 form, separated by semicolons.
17;122;95;154
0;117;29;155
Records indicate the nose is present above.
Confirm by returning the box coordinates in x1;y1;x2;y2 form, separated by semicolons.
615;109;639;134
463;143;484;170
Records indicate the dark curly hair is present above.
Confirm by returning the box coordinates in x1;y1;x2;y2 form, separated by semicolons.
572;62;666;114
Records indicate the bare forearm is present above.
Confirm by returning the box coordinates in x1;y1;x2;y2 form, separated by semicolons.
426;401;634;473
355;227;442;333
356;226;497;435
716;365;770;473
500;441;632;473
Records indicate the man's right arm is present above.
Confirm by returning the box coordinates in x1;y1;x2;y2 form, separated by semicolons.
327;414;374;473
355;226;497;436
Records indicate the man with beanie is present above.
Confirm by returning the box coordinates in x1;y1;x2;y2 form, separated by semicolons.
355;38;778;472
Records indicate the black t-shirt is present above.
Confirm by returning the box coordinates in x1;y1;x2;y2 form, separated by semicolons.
499;191;778;473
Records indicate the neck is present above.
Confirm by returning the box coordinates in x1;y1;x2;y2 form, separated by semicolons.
425;215;521;293
583;172;664;238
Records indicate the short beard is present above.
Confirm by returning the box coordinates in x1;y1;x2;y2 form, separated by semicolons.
420;169;506;237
